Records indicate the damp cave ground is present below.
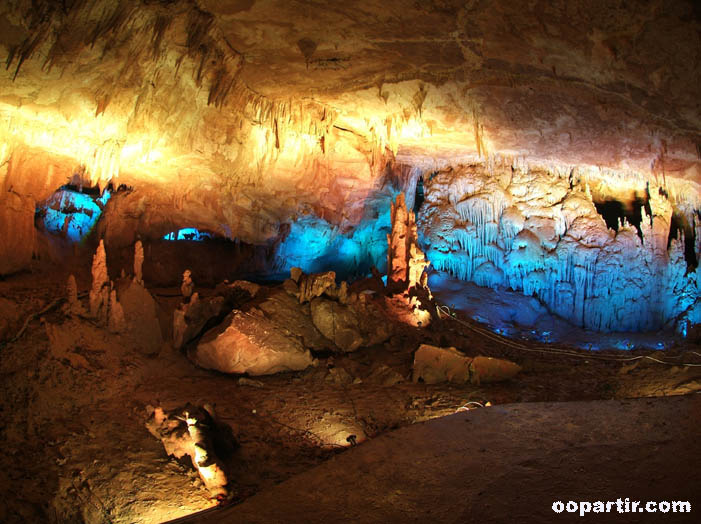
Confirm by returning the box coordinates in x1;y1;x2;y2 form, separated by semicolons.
0;260;700;523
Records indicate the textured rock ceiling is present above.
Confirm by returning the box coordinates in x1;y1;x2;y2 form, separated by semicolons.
0;0;700;254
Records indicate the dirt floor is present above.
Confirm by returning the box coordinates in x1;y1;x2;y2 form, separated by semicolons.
1;261;700;523
180;395;701;524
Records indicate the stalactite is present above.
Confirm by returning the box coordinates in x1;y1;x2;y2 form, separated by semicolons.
419;163;700;333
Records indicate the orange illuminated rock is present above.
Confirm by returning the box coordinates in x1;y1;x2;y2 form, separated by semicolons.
387;193;429;292
412;344;521;385
191;308;314;375
145;404;234;498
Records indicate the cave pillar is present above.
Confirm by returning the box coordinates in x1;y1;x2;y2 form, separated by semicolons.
386;192;430;293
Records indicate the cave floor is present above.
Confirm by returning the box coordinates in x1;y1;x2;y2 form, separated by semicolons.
1;265;700;523
176;395;701;524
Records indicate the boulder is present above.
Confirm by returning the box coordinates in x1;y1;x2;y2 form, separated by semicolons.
412;344;521;385
258;289;331;351
173;293;226;350
290;267;303;283
367;364;405;386
470;356;522;385
190;308;314;375
298;271;336;303
282;278;300;297
228;280;261;298
412;344;472;384
310;298;364;352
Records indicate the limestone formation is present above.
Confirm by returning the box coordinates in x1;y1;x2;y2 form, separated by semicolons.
190;309;314;375
133;240;144;285
173;293;227;350
65;275;86;316
181;269;194;299
118;279;163;355
412;344;521;385
387;193;430;293
310;298;364;353
258;289;331;351
298;271;337;304
107;289;126;334
146;404;234;498
89;240;110;322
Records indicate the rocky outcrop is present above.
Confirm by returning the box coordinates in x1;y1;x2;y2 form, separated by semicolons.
412;344;521;385
310;298;364;353
145;404;235;498
173;293;226;350
258;289;331;351
190;309;314;375
298;271;337;304
310;296;391;353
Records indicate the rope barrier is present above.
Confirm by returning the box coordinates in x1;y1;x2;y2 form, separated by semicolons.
435;304;701;367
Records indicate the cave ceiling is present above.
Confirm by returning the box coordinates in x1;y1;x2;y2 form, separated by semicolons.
0;0;700;245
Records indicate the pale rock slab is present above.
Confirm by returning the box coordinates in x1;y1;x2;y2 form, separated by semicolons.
412;344;521;385
145;404;233;498
191;309;314;375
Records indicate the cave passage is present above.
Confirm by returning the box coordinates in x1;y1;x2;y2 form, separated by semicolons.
668;212;698;272
35;185;111;242
593;195;649;240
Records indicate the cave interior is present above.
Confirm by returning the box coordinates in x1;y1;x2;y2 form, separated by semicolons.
0;1;700;522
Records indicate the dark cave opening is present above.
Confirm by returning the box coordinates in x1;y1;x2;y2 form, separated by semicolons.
667;212;698;273
593;195;649;241
413;176;425;215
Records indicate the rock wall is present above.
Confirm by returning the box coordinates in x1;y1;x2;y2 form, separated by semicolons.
418;161;700;332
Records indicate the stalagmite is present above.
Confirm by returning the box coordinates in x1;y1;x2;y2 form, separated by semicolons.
89;240;110;322
65;274;86;316
387;193;430;293
133;240;144;285
108;289;126;333
181;269;194;299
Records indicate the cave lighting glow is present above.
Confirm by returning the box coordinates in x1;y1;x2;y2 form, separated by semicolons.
0;103;168;188
39;188;111;242
274;211;390;279
163;228;214;241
